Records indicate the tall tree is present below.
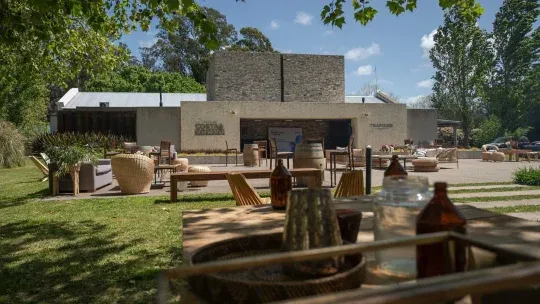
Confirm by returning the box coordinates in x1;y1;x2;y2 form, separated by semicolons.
487;0;539;132
430;6;493;147
141;7;237;83
230;27;275;52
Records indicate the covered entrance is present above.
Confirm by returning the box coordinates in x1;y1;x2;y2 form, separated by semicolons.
239;119;352;151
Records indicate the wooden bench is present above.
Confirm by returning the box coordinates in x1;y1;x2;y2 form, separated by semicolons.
170;168;322;202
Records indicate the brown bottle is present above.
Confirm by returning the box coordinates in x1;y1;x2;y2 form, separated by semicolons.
416;182;467;279
384;155;408;177
270;159;292;210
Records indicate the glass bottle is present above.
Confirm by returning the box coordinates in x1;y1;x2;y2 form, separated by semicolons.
384;155;408;177
270;159;292;210
416;182;467;279
373;176;432;280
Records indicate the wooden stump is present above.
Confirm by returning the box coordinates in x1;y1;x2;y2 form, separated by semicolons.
52;176;60;196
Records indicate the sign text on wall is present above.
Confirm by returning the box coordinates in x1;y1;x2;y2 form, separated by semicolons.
370;123;393;129
195;121;225;136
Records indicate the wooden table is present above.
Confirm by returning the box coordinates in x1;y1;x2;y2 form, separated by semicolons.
372;154;418;169
170;168;322;202
153;164;178;188
325;149;351;187
501;149;532;162
181;199;540;302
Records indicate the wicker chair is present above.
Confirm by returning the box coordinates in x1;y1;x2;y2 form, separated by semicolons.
111;154;154;194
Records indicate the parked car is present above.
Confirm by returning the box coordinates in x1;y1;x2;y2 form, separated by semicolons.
488;136;531;149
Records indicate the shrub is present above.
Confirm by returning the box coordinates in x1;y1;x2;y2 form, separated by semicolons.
31;132;133;154
513;167;540;186
45;145;97;177
0;120;26;168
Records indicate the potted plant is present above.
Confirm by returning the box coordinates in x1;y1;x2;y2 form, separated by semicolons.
45;144;96;195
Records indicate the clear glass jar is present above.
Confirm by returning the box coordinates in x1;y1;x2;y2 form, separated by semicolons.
373;176;432;280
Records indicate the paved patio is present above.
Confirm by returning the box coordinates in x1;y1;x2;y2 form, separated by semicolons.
45;159;535;200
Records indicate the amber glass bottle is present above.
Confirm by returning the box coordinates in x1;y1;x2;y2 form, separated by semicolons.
416;182;467;279
270;159;292;210
384;155;408;177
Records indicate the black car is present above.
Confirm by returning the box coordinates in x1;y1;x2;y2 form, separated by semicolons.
488;136;532;149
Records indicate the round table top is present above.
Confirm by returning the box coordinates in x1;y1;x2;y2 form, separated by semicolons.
372;154;418;159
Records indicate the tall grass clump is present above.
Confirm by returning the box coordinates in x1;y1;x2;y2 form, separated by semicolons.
0;120;26;168
513;167;540;186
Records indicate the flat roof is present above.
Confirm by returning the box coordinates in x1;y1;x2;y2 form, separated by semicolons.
58;88;206;109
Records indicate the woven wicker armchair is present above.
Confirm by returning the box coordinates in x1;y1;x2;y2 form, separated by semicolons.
111;154;154;194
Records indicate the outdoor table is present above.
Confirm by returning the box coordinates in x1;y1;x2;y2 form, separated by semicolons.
152;164;178;188
371;154;418;169
325;149;351;187
180;198;540;301
501;149;532;162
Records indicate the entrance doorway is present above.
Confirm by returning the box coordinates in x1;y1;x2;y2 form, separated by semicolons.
328;120;352;148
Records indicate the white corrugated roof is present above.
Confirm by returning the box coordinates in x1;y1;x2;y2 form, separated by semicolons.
345;95;386;104
61;90;207;109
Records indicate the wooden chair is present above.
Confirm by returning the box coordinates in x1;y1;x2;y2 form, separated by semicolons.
159;141;172;165
29;156;49;182
253;140;268;167
226;173;270;206
269;138;294;170
334;170;364;198
225;141;238;166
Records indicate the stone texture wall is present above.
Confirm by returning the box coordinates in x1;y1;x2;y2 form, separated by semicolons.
240;120;329;143
282;54;344;103
205;52;345;103
206;52;281;101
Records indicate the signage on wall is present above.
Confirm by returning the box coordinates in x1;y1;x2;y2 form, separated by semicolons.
195;121;225;136
268;127;303;152
370;123;393;129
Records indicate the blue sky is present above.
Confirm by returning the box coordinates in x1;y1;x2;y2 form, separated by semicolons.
120;0;504;104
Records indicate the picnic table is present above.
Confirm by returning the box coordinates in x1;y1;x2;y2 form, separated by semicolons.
180;198;540;301
170;168;322;202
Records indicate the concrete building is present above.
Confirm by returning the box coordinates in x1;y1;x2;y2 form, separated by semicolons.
53;52;437;151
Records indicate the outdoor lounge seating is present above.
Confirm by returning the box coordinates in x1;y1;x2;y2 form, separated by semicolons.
436;147;459;168
482;145;505;162
188;166;211;187
59;159;113;192
111;154;154;194
412;157;440;172
226;172;270;206
29;156;49;182
334;170;364;197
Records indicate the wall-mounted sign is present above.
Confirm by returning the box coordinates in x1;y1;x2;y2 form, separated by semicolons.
268;127;303;152
370;123;393;129
195;121;225;136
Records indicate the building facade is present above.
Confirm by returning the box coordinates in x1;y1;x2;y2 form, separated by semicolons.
53;52;437;151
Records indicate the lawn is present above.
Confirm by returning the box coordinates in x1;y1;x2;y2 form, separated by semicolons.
0;162;234;303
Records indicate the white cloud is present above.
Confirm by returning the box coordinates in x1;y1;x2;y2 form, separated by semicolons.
417;79;434;88
405;95;425;104
294;12;314;26
270;20;280;29
344;43;381;61
420;29;437;58
323;29;333;36
354;65;374;76
138;38;157;48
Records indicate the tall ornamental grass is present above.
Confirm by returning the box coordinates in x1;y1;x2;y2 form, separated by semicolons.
0;120;25;168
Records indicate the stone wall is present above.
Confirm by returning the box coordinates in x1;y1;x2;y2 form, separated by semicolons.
407;109;438;144
240;120;329;144
282;54;344;103
206;52;345;103
206;52;282;101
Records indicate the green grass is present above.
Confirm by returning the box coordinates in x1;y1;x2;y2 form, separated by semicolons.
448;186;540;194
0;161;234;303
487;205;540;214
447;181;514;187
456;194;540;203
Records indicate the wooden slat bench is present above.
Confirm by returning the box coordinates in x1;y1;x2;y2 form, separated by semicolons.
170;168;322;202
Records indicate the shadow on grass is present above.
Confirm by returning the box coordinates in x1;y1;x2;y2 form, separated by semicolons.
0;188;49;210
0;220;160;303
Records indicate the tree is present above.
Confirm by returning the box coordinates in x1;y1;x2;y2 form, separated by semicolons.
141;7;237;83
230;27;275;52
486;0;539;132
408;95;434;109
85;65;205;93
430;6;493;147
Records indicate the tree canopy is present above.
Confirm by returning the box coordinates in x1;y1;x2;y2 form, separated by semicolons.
85;65;205;93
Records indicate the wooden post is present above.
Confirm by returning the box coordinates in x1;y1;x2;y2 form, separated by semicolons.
70;165;80;196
